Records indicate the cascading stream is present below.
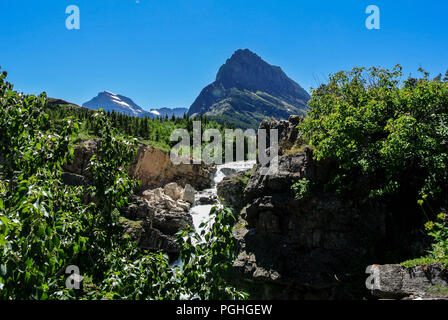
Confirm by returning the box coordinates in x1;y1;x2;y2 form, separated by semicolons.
189;160;256;233
171;160;255;268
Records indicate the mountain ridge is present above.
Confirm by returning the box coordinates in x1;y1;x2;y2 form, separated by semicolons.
82;91;188;118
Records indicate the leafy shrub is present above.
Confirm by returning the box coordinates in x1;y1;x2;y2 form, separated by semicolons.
401;212;448;269
291;178;310;200
300;65;448;201
424;213;448;262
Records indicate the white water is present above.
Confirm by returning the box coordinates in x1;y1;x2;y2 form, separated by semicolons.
171;160;256;269
189;160;256;233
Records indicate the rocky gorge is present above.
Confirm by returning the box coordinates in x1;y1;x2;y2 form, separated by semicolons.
217;116;448;300
61;118;448;300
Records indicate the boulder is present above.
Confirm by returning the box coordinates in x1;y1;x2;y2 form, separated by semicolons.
153;210;193;236
221;167;237;177
120;215;180;253
122;189;193;254
368;264;448;299
197;194;218;205
183;184;196;204
63;138;99;177
121;196;155;223
217;171;248;212
164;182;183;201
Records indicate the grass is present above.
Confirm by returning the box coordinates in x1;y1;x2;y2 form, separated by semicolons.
282;142;313;155
400;257;448;269
426;285;448;296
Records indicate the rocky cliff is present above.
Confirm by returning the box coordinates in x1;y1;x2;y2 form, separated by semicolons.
216;116;435;299
367;264;448;300
129;145;216;190
232;151;387;299
188;49;310;129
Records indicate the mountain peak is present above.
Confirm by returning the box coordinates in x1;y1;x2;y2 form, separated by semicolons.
82;91;188;118
230;48;261;60
215;49;303;99
188;49;310;129
83;91;149;117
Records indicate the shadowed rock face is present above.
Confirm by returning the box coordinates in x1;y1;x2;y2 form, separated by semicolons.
217;171;248;212
225;116;435;300
225;116;392;299
233;153;388;299
188;49;310;129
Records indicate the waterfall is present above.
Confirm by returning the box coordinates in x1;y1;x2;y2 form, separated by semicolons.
171;160;255;268
190;160;256;233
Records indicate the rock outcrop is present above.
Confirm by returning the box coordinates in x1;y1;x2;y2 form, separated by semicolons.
64;140;216;192
258;115;304;151
121;182;195;253
63;139;99;179
129;145;216;191
368;264;448;299
142;183;194;237
217;171;249;212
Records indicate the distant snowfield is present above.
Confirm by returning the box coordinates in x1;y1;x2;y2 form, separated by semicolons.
83;91;187;118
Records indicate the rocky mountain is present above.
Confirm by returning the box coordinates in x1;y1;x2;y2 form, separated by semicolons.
188;49;310;129
150;107;189;118
83;91;150;117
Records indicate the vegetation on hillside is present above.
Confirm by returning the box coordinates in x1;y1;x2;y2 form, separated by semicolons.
46;101;253;162
46;101;229;153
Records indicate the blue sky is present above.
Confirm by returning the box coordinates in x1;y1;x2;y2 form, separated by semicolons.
0;0;446;111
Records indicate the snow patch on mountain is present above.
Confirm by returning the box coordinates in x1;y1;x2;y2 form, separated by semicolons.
83;91;149;117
